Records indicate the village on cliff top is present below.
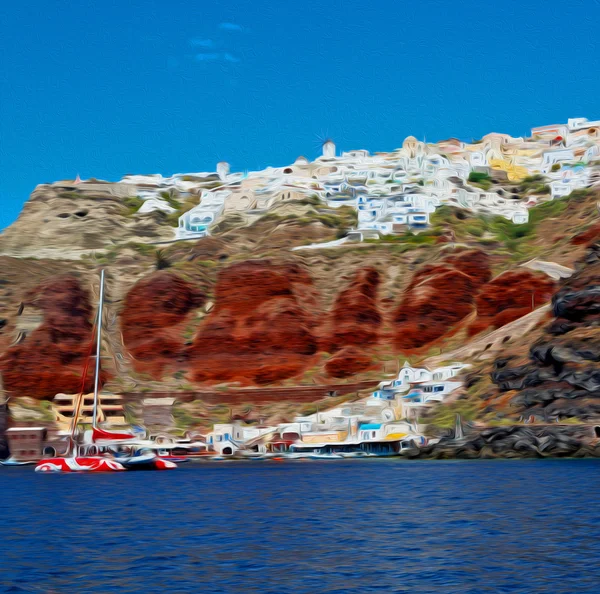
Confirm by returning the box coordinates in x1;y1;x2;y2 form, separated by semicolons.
2;116;600;462
115;116;600;241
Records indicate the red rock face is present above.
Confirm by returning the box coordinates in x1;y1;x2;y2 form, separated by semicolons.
0;275;101;399
468;270;555;336
324;267;382;352
187;260;321;385
392;250;491;351
121;271;205;378
325;345;374;379
443;249;492;286
571;223;600;246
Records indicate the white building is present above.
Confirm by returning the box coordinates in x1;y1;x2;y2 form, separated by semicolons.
206;423;274;456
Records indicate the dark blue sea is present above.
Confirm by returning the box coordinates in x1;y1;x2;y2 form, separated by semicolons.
1;459;599;593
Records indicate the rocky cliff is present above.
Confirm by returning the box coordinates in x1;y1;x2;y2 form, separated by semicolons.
1;182;599;413
488;242;600;422
0;181;173;259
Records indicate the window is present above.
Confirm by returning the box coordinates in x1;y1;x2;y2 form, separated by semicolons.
435;386;444;392
433;373;442;381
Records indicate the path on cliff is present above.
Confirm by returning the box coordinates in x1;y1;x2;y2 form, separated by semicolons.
424;304;551;368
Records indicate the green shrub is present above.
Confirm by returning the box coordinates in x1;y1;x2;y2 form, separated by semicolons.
299;194;322;206
126;242;155;256
465;225;484;237
122;196;145;216
468;171;493;189
166;198;198;227
160;191;182;210
528;197;568;224
517;174;550;194
155;249;172;270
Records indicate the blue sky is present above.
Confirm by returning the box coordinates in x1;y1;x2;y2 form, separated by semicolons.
1;0;599;228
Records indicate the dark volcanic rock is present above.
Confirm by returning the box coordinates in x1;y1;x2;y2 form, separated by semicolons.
413;425;598;459
488;242;600;420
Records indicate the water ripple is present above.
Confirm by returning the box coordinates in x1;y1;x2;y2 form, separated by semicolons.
1;459;600;593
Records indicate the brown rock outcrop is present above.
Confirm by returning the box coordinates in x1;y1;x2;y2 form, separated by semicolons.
468;270;556;337
571;222;600;246
121;271;205;378
187;260;321;385
0;182;173;258
325;346;374;378
0;275;100;399
324;267;382;352
393;249;491;351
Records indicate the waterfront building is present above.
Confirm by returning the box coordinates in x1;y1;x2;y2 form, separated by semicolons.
5;427;47;461
52;393;127;431
142;397;176;430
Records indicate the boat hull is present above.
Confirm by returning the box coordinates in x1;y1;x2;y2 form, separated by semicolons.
118;453;178;471
35;457;126;473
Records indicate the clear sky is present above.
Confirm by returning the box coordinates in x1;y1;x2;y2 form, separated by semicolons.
1;0;599;228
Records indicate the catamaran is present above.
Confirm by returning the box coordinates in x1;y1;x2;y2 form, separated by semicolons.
35;270;176;473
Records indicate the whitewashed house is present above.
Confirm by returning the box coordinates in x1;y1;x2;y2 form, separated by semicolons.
541;149;575;173
206;423;274;456
176;188;229;239
138;197;176;214
370;362;467;404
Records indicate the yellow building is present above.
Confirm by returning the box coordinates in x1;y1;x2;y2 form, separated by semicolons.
300;431;349;444
488;158;529;182
52;393;127;431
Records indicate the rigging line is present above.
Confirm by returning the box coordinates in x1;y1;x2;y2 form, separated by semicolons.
68;316;98;442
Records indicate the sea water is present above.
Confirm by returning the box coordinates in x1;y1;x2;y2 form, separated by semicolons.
1;459;599;593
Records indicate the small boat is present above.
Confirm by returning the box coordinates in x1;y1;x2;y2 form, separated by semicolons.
338;451;369;458
308;453;344;460
0;457;37;467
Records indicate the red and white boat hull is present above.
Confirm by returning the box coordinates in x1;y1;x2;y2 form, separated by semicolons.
155;459;178;470
35;457;126;473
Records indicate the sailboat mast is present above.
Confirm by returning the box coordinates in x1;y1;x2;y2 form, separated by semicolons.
92;269;105;429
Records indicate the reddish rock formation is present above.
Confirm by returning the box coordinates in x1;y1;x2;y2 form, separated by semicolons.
443;249;492;286
324;267;382;352
325;346;374;379
571;222;600;246
121;271;205;378
468;270;555;337
0;275;101;399
187;260;321;385
392;250;491;351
